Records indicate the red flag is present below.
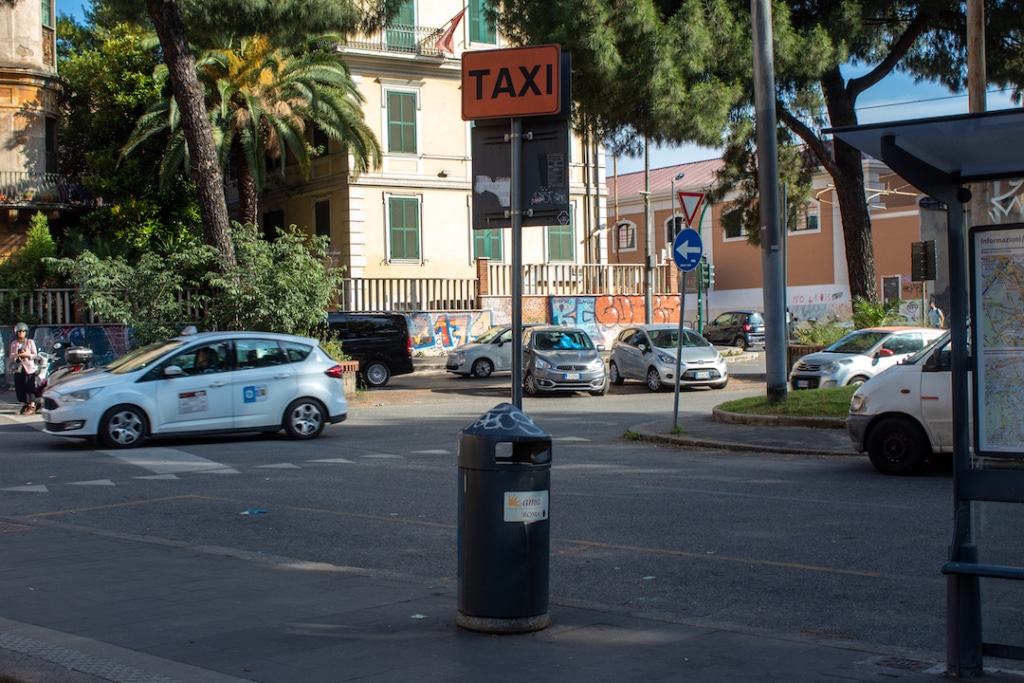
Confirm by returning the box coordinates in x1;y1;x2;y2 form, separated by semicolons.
434;8;467;55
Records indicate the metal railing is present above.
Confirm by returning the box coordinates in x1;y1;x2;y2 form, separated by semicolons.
0;288;82;325
345;24;445;57
0;172;90;207
487;263;676;296
339;277;477;312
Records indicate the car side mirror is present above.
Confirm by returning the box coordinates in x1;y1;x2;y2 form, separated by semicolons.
495;340;504;347
596;344;606;352
163;365;185;378
876;348;895;358
638;344;649;353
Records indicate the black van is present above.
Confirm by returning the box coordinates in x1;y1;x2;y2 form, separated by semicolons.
325;312;415;387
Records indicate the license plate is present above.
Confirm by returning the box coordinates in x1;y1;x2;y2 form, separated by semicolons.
694;371;710;380
796;380;809;388
564;373;580;380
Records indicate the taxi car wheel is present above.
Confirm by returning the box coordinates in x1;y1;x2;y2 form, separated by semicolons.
363;361;391;388
646;367;664;392
472;358;494;378
283;398;326;440
867;416;927;476
99;404;148;449
609;361;625;385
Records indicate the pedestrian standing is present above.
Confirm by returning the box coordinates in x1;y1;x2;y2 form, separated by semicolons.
928;301;945;329
7;322;38;415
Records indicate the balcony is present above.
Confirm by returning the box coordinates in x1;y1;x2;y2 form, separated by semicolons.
0;172;91;209
344;24;445;58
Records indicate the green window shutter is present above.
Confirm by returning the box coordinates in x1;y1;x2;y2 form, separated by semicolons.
547;223;574;262
387;91;417;154
41;0;52;27
385;0;416;50
474;229;502;261
389;197;420;261
469;0;496;44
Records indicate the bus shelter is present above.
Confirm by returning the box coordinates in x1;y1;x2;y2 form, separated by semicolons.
827;107;1024;677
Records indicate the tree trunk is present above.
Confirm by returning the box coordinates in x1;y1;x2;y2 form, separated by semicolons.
232;143;259;227
822;68;877;302
145;0;235;267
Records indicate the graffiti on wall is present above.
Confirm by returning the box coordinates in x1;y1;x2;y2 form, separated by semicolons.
787;290;850;324
409;311;494;352
550;295;682;347
1;325;133;382
480;296;549;326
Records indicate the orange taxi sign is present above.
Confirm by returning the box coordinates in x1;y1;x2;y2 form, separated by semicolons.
462;45;561;120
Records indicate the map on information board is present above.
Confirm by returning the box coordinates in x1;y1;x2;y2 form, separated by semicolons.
972;223;1024;456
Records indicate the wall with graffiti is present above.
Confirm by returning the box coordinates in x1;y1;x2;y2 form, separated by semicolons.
480;296;549;326
408;311;494;353
549;295;682;347
1;324;133;387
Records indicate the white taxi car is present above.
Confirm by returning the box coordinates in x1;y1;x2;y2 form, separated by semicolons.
41;331;348;448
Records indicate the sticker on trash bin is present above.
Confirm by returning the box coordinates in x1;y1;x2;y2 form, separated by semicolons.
504;491;549;523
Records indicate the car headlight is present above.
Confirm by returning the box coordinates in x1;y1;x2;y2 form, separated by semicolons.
587;357;605;371
850;393;867;414
715;352;723;363
535;357;552;370
656;352;675;364
822;362;839;374
59;387;102;404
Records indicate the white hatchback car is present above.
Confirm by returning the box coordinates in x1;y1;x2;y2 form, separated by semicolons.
41;331;348;448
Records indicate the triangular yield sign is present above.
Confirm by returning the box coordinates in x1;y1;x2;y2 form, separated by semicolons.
677;191;706;227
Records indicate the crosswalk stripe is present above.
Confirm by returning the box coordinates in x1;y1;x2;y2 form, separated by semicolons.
255;463;301;469
101;447;235;475
555;436;591;442
361;454;403;460
68;479;115;486
1;485;48;493
411;449;450;455
307;457;356;464
195;468;240;475
134;474;179;480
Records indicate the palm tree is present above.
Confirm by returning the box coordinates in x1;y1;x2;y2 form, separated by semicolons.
125;34;381;226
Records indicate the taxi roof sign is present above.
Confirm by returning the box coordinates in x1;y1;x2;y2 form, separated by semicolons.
462;45;562;120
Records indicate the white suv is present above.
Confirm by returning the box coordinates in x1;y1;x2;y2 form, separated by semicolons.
41;331;348;448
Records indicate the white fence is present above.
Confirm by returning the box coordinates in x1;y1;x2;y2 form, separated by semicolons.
486;263;676;296
339;278;478;312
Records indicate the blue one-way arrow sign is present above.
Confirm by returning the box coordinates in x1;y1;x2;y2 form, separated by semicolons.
672;228;703;272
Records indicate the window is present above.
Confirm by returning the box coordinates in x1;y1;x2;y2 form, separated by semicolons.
282;341;312;363
723;221;747;240
665;215;684;245
315;200;331;239
235;339;286;369
616;222;636;251
882;334;925;355
386;0;415;50
547;212;574;262
388;196;421;261
474;229;502;261
262;209;284;241
792;202;819;232
166;342;231;377
469;0;496;44
386;91;417;154
40;0;53;27
312;125;330;154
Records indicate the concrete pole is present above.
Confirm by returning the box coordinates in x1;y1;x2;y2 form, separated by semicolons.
968;0;990;228
644;136;653;323
751;0;787;402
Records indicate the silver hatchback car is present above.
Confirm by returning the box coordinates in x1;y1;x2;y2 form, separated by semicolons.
610;325;728;391
523;326;608;396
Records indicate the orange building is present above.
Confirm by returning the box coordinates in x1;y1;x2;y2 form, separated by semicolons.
608;158;932;324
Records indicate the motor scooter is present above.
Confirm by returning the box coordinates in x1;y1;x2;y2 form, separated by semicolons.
45;342;94;388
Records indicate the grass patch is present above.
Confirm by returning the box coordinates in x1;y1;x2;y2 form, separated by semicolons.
717;385;857;418
624;430;642;441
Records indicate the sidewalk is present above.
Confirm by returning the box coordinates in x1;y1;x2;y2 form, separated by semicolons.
629;412;856;456
3;520;1016;683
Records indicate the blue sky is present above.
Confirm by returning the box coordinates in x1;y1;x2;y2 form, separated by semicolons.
60;0;1016;173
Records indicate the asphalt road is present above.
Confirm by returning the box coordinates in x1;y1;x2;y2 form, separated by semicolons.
0;366;968;662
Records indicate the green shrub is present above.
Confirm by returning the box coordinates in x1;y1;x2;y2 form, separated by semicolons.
794;319;848;346
852;296;905;329
0;212;57;290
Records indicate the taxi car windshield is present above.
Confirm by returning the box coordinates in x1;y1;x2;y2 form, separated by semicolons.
106;340;185;375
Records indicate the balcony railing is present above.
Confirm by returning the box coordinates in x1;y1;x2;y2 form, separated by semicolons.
0;172;91;208
345;24;445;57
487;263;678;297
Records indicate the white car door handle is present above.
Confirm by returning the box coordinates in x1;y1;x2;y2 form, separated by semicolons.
273;373;291;380
209;380;227;388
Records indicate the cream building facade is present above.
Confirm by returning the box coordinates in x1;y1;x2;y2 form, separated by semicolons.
259;0;609;283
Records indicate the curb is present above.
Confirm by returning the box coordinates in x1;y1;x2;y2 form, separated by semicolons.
712;406;846;429
627;420;856;457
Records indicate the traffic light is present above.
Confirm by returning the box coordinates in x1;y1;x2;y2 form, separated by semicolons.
700;256;715;289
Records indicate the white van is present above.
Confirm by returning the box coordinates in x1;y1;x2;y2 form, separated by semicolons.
847;331;953;475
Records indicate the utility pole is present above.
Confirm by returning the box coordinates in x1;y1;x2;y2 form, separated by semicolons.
751;0;787;403
968;0;989;228
643;135;654;323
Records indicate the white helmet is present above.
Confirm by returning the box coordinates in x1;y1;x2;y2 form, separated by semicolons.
14;322;28;333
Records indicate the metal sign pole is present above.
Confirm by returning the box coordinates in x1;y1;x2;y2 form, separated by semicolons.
672;270;687;431
510;116;524;408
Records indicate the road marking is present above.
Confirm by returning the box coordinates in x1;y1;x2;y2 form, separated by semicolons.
68;479;115;486
411;449;450;455
26;494;210;518
307;457;356;464
100;447;237;475
555;436;591;442
134;474;179;481
1;484;48;493
194;467;241;475
361;454;403;460
255;463;301;469
564;539;881;578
